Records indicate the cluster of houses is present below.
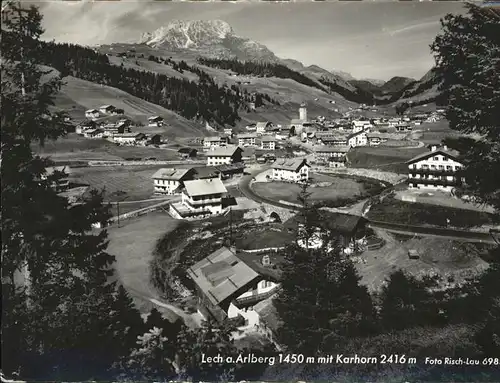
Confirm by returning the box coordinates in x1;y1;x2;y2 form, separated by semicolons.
84;105;124;120
198;105;446;171
202;133;278;152
153;143;314;219
153;145;245;219
78;106;165;146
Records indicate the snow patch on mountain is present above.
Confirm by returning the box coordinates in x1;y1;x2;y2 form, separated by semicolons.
141;20;234;49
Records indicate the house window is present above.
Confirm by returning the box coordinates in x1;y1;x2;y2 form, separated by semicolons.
434;156;439;161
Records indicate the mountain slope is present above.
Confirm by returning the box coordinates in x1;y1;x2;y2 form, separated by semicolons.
135;20;441;108
349;76;416;99
139;20;357;97
396;69;442;105
97;42;359;122
380;76;416;94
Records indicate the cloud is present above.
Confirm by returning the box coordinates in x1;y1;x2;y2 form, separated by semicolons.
386;19;440;37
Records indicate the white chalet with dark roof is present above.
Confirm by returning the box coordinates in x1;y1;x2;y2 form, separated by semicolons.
407;144;464;192
314;146;350;168
99;105;116;114
187;246;280;323
112;132;146;145
271;158;310;183
85;109;100;119
83;128;104;139
152;168;195;195
206;146;244;166
148;116;164;127
181;178;227;215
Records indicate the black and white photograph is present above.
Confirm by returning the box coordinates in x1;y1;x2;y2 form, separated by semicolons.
1;0;499;381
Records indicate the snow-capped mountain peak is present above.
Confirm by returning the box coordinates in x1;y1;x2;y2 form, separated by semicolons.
138;19;278;61
139;20;234;49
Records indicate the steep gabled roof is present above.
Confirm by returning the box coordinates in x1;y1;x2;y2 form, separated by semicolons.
183;178;227;197
256;121;272;129
407;149;461;164
187;247;260;306
272;158;309;172
207;145;243;157
151;168;192;181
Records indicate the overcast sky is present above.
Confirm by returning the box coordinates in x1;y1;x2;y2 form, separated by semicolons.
34;0;466;81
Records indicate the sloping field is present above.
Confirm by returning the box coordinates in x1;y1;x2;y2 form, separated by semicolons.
410;120;459;145
69;165;170;201
33;133;181;161
59;76;206;138
348;146;426;174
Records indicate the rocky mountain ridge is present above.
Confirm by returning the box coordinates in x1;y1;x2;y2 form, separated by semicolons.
136;19;440;107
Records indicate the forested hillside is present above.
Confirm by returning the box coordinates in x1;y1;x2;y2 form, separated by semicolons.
3;32;279;127
197;57;327;93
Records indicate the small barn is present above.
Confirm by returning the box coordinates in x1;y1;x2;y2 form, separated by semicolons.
178;147;198;159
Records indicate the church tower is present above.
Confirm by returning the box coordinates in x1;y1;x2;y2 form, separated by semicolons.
299;103;307;122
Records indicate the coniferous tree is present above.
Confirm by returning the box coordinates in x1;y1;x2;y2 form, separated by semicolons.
379;271;441;331
144;308;183;341
1;4;143;379
275;184;376;354
175;320;238;382
431;4;500;211
430;4;500;358
125;327;177;380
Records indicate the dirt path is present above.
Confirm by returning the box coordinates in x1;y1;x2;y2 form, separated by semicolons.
105;211;199;325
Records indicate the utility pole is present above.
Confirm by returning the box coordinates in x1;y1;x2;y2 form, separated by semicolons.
117;201;121;227
229;207;233;246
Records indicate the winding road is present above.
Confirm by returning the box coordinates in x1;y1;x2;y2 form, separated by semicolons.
238;167;498;245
